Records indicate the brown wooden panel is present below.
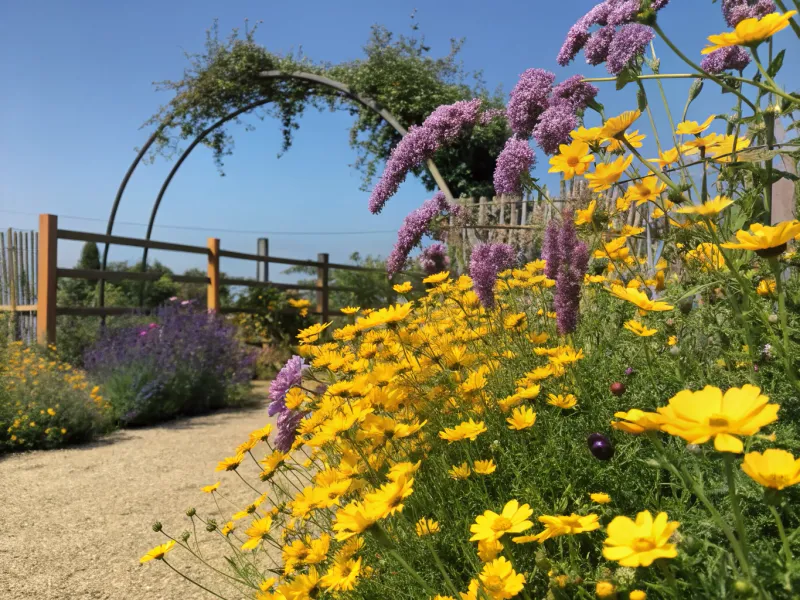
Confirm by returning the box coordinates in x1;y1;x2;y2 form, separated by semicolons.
57;229;210;255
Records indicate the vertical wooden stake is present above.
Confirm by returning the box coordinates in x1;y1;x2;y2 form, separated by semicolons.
316;252;329;324
207;238;220;312
37;214;57;346
257;238;269;282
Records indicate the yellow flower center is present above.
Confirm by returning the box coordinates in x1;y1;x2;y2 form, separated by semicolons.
632;537;657;552
566;155;580;167
492;517;513;531
708;414;730;429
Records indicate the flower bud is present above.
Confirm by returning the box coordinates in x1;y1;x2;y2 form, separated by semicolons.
186;507;196;517
181;531;191;542
152;521;163;532
769;314;779;324
734;580;756;596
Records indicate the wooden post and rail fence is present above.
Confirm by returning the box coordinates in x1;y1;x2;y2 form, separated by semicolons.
0;214;396;346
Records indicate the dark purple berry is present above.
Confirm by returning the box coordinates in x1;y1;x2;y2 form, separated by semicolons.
588;433;615;461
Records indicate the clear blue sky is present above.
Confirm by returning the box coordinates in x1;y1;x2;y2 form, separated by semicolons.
1;1;797;280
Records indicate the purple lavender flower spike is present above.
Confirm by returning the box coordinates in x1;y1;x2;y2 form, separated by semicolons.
493;138;536;195
542;219;562;280
533;103;578;155
557;2;614;66
368;99;482;214
386;192;449;275
700;46;751;74
274;409;305;452
722;0;775;27
268;356;307;416
506;69;555;137
551;75;599;111
418;243;450;275
606;23;654;75
479;108;506;125
469;242;517;309
554;214;590;335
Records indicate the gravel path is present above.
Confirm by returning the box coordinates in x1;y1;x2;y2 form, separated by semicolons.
0;383;285;599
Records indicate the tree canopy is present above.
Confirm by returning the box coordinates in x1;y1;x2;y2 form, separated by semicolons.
145;18;509;198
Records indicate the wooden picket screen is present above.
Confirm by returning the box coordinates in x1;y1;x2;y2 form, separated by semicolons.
26;214;390;345
0;228;39;342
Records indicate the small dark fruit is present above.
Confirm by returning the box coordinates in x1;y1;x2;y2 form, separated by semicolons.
588;433;615;461
610;382;626;396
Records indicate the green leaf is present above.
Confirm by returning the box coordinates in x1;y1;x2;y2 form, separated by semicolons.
637;87;648;111
733;147;782;162
615;67;639;90
767;49;785;78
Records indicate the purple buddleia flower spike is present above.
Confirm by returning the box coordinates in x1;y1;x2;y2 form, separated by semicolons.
386;192;449;275
274;409;305;452
557;2;614;66
551;75;599;111
268;356;307;416
479;108;507;125
494;137;536;195
542;219;562;280
506;69;555;137
700;46;751;74
553;212;590;335
606;23;654;75
533;103;578;155
469;242;517;309
368;99;482;214
608;0;641;25
584;26;616;66
418;243;450;275
722;0;775;27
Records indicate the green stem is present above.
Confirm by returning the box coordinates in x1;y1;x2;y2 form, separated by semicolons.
724;454;750;558
388;549;439;596
657;559;680;598
770;258;797;385
161;559;233;600
421;535;461;598
621;137;690;203
770;504;794;563
750;45;784;94
583;73;696;82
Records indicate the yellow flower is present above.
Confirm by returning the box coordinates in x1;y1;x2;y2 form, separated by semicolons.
546;393;577;409
514;513;600;544
630;591;647;600
590;493;611;504
221;521;236;536
623;320;657;337
702;11;797;54
611;409;664;435
548;140;595;180
574;200;597;226
506;406;536;430
676;195;733;217
393;281;413;294
681;132;721;156
624;176;667;205
288;297;311;308
46;408;56;416
504;312;527;331
585;155;634;192
602;510;680;567
675;115;715;136
297;321;332;344
595;581;617;598
139;540;176;563
658;385;779;453
721;221;800;256
200;482;220;493
474;459;497;475
332;501;380;541
320;557;361;592
603;130;645;153
667;335;678;347
685;242;727;271
365;475;414;518
708;134;751;162
648;147;681;170
216;453;245;472
469;500;534;542
277;567;321;600
757;279;777;297
439;419;488;443
477;539;505;563
608;286;673;313
741;448;800;490
341;306;360;315
449;462;472;480
423;271;450;284
415;517;441;536
600;110;641;139
478;557;526;599
595;236;630;261
242;516;274;551
571;126;604;144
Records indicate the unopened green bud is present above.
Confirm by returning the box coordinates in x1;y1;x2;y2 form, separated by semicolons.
152;521;163;532
186;507;196;517
688;78;704;102
181;531;191;543
734;580;756;596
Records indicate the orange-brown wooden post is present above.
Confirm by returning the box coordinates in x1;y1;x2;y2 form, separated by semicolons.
207;238;220;312
316;252;329;323
37;214;58;345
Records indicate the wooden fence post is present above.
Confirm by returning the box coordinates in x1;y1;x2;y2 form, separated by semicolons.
316;252;329;323
37;214;57;346
257;238;269;282
207;238;220;312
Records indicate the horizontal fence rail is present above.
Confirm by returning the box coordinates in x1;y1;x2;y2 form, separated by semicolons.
27;214;402;345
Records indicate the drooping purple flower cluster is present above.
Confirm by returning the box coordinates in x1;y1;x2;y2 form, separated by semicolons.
268;355;309;452
557;0;670;74
504;69;598;158
418;243;451;275
386;192;450;275
721;0;775;27
479;108;507;125
469;242;517;309
700;46;751;74
494;138;536;195
368;99;483;214
84;303;256;426
542;213;590;335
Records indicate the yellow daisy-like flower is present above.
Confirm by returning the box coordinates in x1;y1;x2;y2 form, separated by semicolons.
741;448;800;490
415;517;441;536
215;453;245;472
585;155;634;192
423;271;450;284
657;384;779;453
600;110;641;139
200;481;220;493
574;200;597;226
590;492;611;504
623;320;657;337
242;516;274;551
756;279;776;297
675;115;715;136
503;312;528;331
478;557;526;599
332;501;381;541
602;510;680;567
393;281;413;294
570;126;604;144
546;393;577;409
608;286;674;313
449;462;472;480
439;419;488;443
320;557;361;593
630;591;647;600
469;500;534;542
513;513;600;544
139;540;176;564
721;221;800;256
506;406;537;430
548;139;595;180
702;11;797;54
676;195;733;217
297;321;332;344
648;147;681;170
596;581;617;598
624;175;668;206
603;130;646;153
668;335;678;346
340;306;361;315
611;409;664;435
474;459;497;475
477;539;505;563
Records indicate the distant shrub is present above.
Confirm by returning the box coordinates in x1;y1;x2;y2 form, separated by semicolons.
84;302;256;426
0;342;112;452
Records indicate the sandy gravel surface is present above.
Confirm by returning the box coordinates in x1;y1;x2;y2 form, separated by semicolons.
0;383;285;599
